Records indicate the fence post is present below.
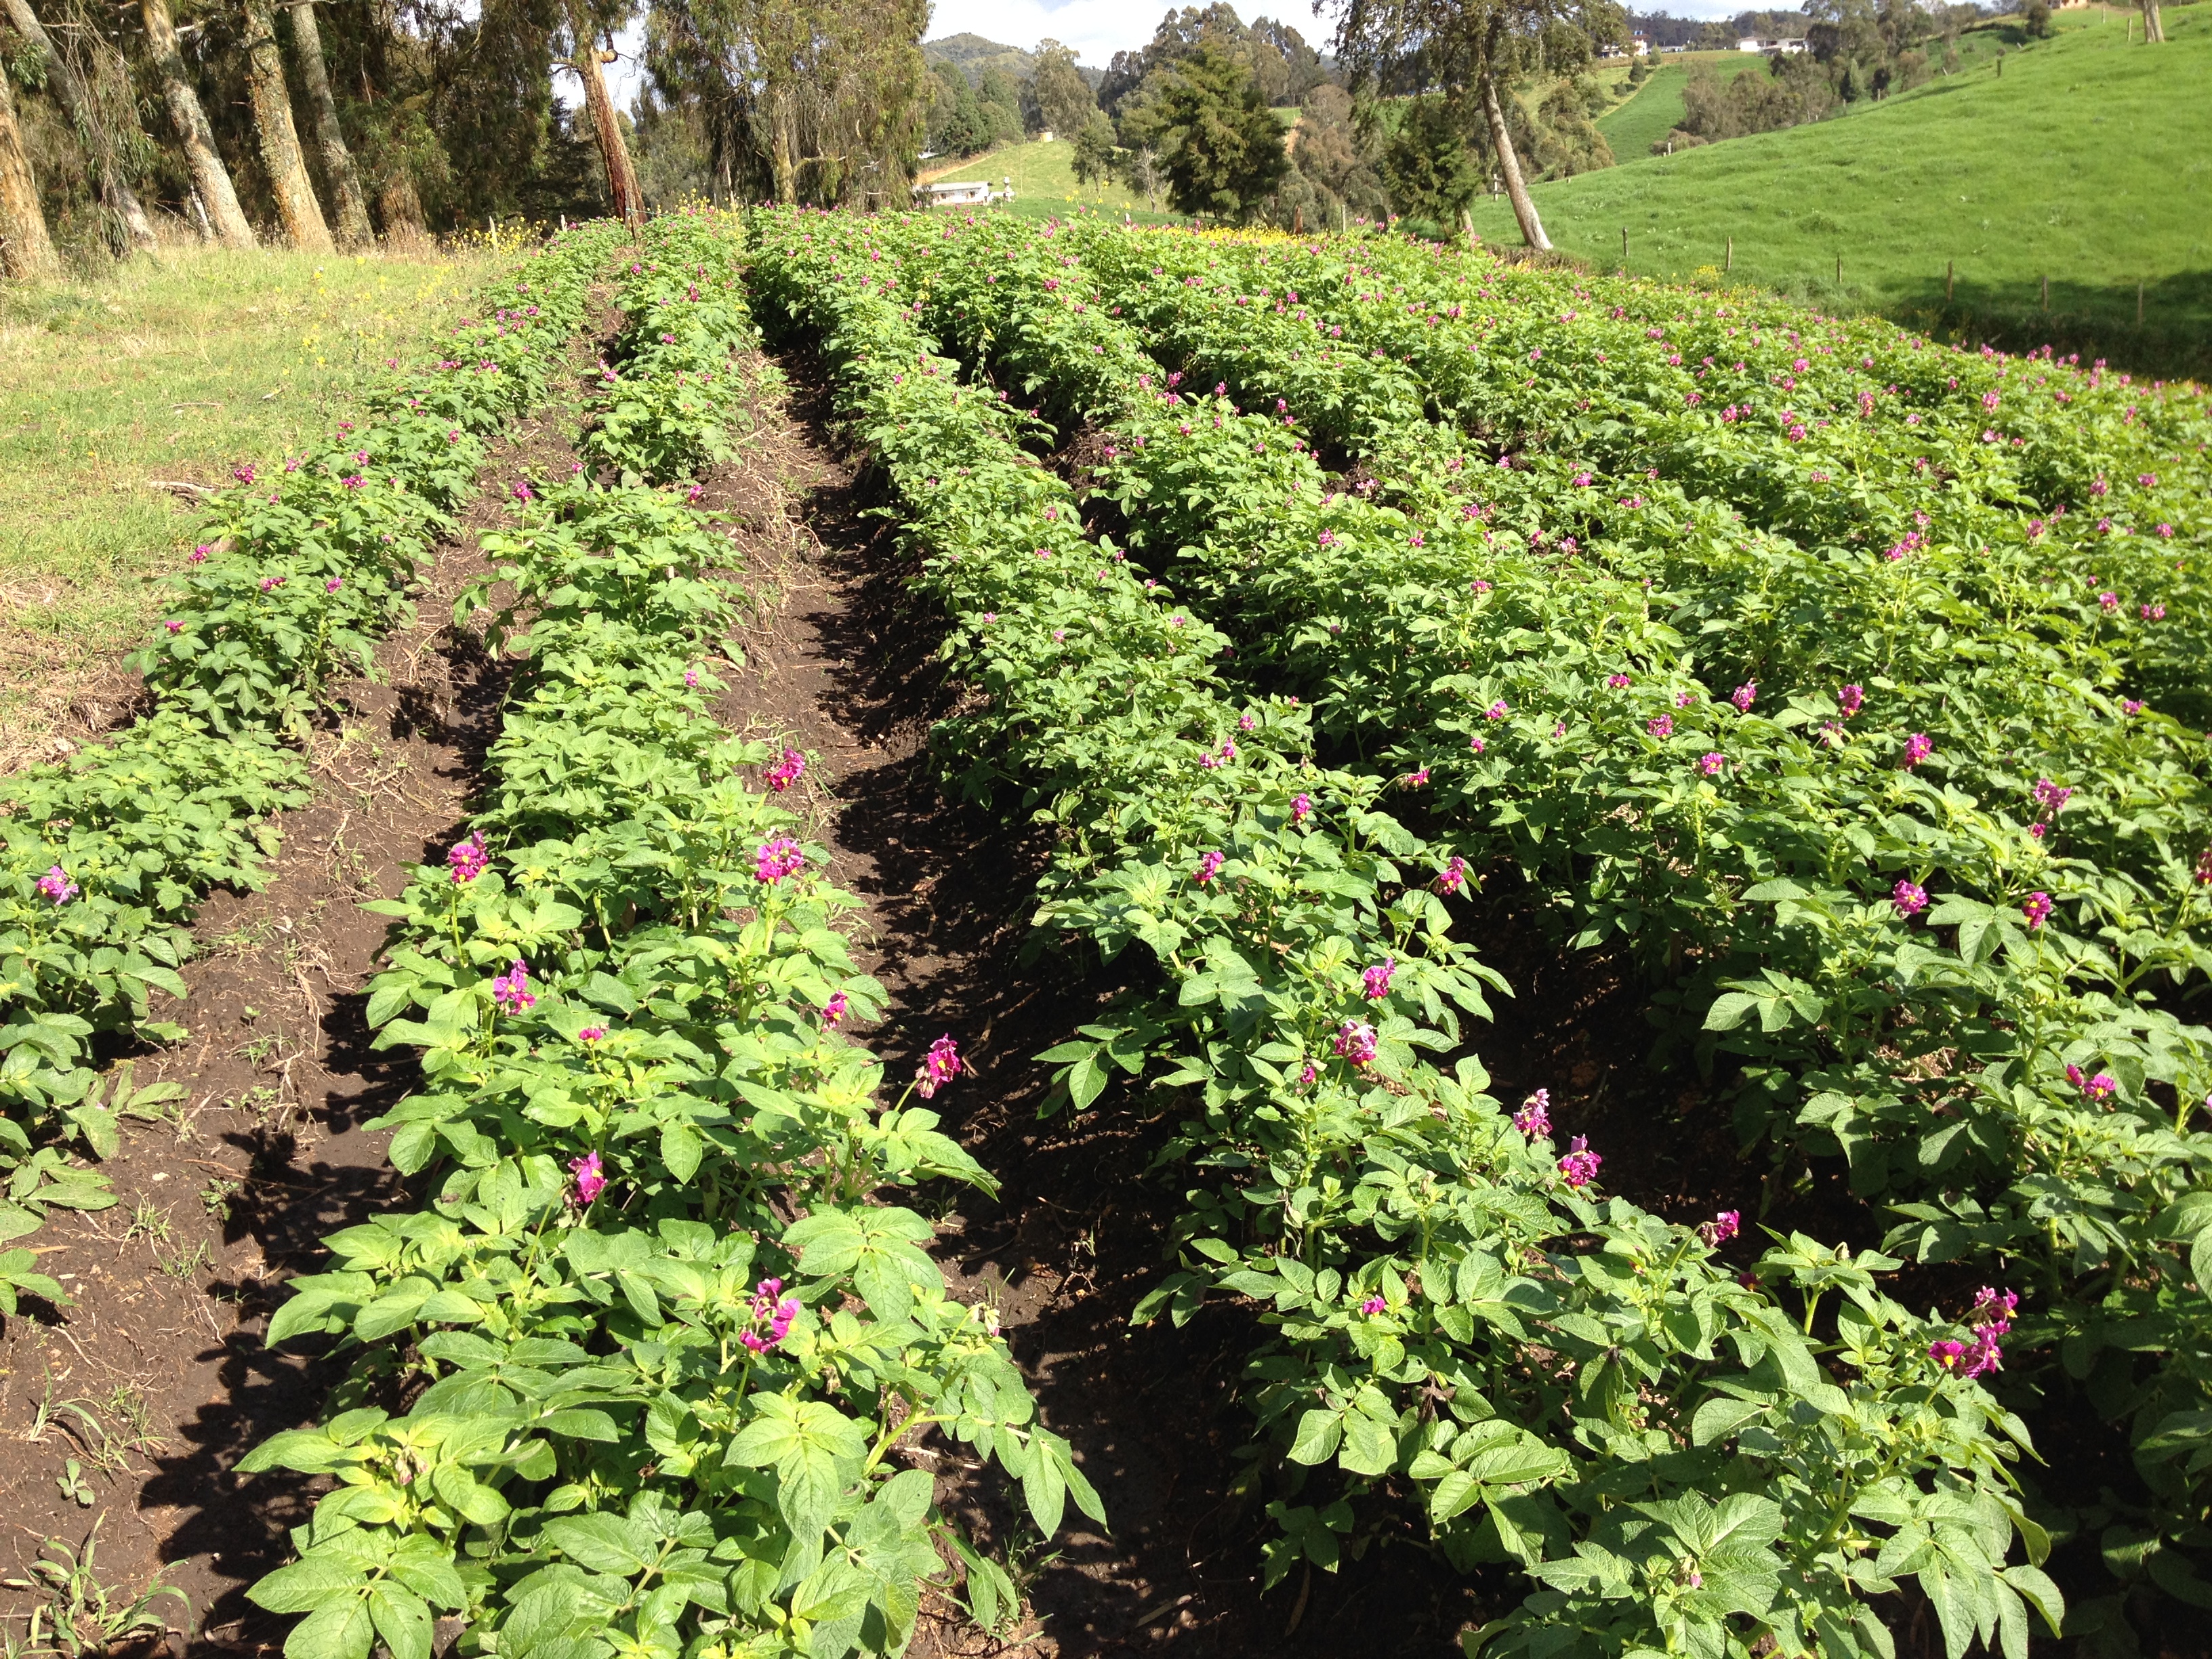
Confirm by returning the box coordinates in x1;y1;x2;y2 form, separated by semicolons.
1946;259;1954;304
2041;273;2049;312
2137;281;2144;325
1725;235;1732;272
1621;226;1629;264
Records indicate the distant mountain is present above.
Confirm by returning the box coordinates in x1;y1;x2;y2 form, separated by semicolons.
924;33;1037;82
923;33;1105;91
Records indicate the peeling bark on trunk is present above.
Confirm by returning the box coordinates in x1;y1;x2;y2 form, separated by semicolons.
567;6;642;226
1479;73;1549;253
286;0;372;248
376;171;428;249
1;0;157;251
0;66;61;277
768;89;796;206
141;0;255;249
241;0;332;251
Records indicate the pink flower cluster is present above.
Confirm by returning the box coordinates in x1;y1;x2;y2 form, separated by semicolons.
743;1277;801;1353
569;1150;606;1204
491;959;535;1014
1333;1020;1378;1067
823;991;848;1027
764;747;806;792
1290;794;1311;826
447;832;489;884
1434;855;1470;895
1893;879;1928;918
1697;752;1725;777
1839;684;1864;717
1195;849;1225;884
1731;682;1757;713
755;838;804;883
1697;1210;1740;1246
1362;957;1395;1001
35;865;78;904
1929;1288;2017;1380
917;1034;962;1097
1557;1136;1602;1187
1900;733;1933;768
1512;1089;1550;1137
2022;891;2053;929
2065;1063;2117;1103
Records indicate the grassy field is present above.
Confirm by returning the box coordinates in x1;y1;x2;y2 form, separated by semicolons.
0;245;504;767
918;137;1163;216
1595;52;1778;159
1467;5;2212;374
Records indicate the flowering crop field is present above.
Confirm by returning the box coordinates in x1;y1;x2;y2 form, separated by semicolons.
58;204;2196;1659
731;205;2212;1656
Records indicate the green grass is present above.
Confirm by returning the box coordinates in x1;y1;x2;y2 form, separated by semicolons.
919;137;1172;218
0;245;504;765
1467;5;2212;374
1595;53;1776;161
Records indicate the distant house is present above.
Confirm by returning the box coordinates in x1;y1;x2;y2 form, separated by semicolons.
1737;35;1809;52
918;180;993;206
1630;30;1650;54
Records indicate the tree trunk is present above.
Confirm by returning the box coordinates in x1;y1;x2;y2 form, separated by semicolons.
376;171;428;249
567;4;642;225
140;0;255;248
285;0;371;247
241;0;332;251
0;0;157;251
2140;0;2164;40
768;87;796;205
0;66;60;277
1479;73;1549;253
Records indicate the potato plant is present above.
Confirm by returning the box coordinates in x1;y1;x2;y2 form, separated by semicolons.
240;213;1094;1659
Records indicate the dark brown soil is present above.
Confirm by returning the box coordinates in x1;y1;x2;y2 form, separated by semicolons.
0;343;597;1654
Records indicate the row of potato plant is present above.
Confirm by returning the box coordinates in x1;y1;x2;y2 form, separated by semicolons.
751;205;2062;1659
239;210;1090;1659
0;228;616;1315
954;219;2212;1627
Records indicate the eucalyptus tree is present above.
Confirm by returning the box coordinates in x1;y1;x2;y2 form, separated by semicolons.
139;0;254;245
287;0;373;245
0;66;58;274
1;0;157;249
563;0;642;224
647;0;926;209
1326;0;1625;250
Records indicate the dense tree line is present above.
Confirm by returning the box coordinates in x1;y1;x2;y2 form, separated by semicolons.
0;0;2151;274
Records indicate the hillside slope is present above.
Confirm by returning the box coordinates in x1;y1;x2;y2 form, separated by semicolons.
1467;7;2211;373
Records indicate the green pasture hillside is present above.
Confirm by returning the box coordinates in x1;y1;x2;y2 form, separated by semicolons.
1468;6;2212;375
917;138;1187;224
1595;52;1787;159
